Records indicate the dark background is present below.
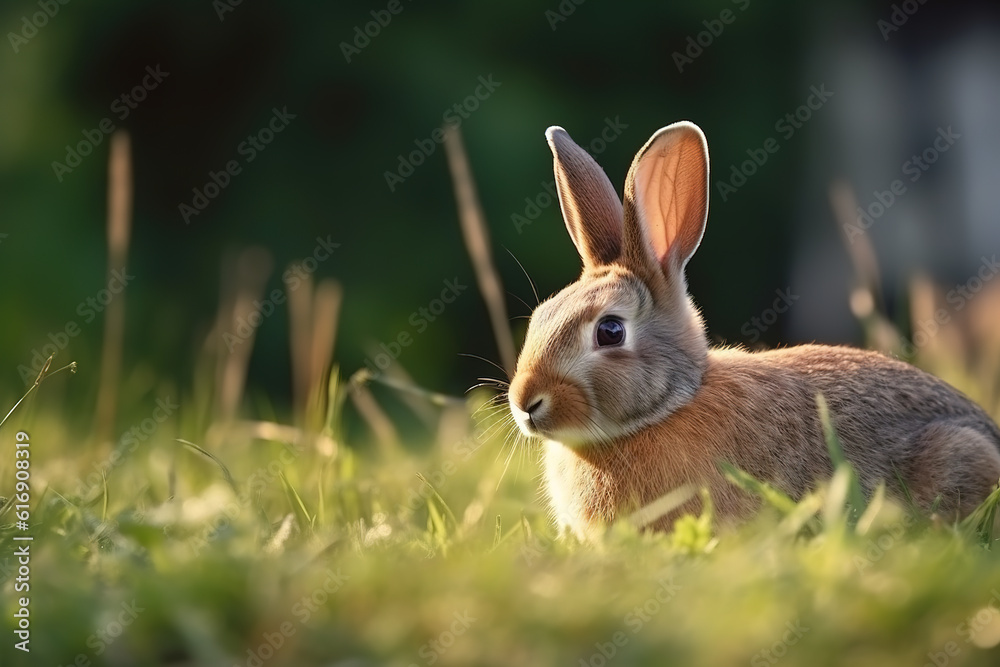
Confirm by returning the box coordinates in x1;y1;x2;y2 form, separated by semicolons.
2;0;998;424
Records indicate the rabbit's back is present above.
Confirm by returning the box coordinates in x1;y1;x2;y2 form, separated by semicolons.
742;344;1000;511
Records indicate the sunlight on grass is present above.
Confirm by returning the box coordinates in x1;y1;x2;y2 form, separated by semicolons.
2;359;1000;666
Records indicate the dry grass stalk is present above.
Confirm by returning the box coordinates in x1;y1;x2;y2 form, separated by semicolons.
306;279;342;424
828;180;901;353
361;344;439;428
287;268;313;421
217;247;273;421
350;382;399;454
288;273;342;426
205;419;337;456
443;124;516;376
95;131;133;445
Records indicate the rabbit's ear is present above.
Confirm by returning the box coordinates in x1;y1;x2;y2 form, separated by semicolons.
546;126;624;268
623;122;709;277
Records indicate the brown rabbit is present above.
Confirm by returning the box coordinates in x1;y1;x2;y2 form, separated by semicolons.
507;121;1000;539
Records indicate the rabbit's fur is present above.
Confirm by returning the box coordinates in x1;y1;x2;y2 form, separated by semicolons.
508;122;1000;539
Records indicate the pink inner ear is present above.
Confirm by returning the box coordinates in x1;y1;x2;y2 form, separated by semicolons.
637;148;675;265
637;135;706;269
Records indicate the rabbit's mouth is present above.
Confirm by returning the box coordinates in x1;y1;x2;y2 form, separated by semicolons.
508;384;624;447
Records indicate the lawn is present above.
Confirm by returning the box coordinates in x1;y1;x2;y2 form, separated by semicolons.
3;352;1000;667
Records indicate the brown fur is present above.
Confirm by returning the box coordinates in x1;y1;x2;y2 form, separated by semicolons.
510;123;1000;539
541;345;1000;538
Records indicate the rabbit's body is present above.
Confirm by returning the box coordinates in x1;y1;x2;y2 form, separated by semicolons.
508;121;1000;538
543;343;1000;538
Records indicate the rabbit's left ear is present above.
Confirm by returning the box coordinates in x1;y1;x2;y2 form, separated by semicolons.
623;122;709;276
546;126;624;269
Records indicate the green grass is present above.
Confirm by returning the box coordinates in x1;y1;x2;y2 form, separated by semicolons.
3;369;1000;667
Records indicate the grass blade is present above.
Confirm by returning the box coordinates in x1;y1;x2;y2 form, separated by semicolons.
279;472;314;529
176;438;238;494
960;481;1000;545
816;393;866;522
719;461;797;515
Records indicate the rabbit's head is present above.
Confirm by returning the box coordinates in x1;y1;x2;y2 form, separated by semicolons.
509;122;711;447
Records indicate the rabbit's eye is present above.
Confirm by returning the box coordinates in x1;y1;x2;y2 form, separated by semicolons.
596;318;625;347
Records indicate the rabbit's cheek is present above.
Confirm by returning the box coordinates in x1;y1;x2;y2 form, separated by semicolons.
543;381;592;434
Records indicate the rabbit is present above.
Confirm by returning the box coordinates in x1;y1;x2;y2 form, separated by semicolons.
507;121;1000;540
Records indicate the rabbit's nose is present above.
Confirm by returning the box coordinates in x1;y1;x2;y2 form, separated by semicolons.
520;393;550;431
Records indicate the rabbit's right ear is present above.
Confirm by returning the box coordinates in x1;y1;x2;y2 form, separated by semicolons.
546;127;624;268
623;122;709;279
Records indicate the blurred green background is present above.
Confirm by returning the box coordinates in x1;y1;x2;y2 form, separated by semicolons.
2;0;998;423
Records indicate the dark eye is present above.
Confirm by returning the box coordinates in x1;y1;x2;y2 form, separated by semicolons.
596;318;625;347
